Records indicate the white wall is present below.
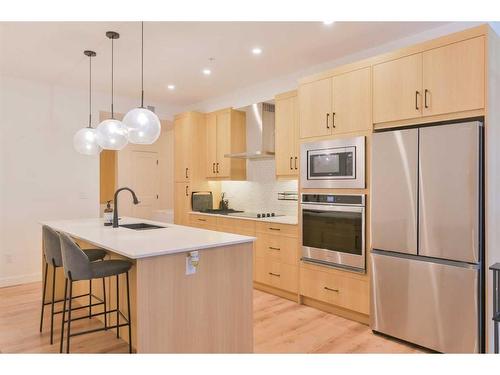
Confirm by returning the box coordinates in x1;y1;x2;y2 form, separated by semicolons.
0;75;171;287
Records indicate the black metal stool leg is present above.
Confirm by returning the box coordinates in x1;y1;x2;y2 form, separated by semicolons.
116;274;120;339
89;279;92;319
66;278;73;354
39;261;48;332
50;261;57;344
102;277;107;330
126;271;132;353
59;278;68;353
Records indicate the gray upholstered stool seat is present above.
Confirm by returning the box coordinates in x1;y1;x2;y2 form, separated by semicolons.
91;260;132;279
83;249;108;262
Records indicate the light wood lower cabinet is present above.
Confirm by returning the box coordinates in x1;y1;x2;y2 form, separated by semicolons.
174;183;191;226
299;266;369;315
255;233;298;266
189;214;218;230
255;258;298;293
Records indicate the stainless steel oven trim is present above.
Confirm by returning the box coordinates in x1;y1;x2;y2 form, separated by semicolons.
300;136;365;189
301;193;366;206
301;201;366;272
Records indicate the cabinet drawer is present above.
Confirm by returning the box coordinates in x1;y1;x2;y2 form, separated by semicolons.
255;258;298;293
299;267;369;314
255;222;298;237
189;214;218;229
216;217;256;236
255;233;298;265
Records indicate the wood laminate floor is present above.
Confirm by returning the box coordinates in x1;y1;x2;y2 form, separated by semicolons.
0;282;423;353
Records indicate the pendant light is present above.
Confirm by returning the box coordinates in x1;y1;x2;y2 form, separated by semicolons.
96;31;128;150
74;50;102;155
123;22;161;144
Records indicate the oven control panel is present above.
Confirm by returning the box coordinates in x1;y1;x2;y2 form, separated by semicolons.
301;194;365;206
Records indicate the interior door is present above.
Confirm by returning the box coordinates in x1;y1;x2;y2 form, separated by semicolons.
418;122;480;263
298;77;332;138
372;54;423;124
131;151;159;220
422;37;485;117
332;67;371;134
216;111;231;177
372;129;418;254
205;113;217;178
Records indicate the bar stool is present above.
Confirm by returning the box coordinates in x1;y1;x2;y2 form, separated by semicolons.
40;225;107;345
59;232;133;353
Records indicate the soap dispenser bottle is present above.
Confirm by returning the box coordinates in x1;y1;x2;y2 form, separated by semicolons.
104;200;113;226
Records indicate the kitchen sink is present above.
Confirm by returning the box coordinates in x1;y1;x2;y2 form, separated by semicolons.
119;223;166;230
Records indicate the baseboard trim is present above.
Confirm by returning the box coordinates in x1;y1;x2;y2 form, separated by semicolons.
0;273;42;288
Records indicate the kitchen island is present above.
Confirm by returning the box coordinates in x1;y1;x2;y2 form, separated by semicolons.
40;217;255;353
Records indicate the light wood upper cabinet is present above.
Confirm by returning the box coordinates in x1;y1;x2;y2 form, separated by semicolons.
174;115;191;182
332;67;372;134
299;68;372;139
205;113;218;178
373;36;485;125
275;91;299;177
299;77;332;139
422;36;485;117
205;109;246;180
373;54;423;124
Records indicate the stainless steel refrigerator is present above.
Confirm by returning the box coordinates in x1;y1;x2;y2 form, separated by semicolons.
370;120;484;353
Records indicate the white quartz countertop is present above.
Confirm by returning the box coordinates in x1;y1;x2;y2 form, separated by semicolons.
40;217;255;260
188;211;298;225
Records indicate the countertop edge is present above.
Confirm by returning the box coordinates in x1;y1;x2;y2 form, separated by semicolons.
188;211;299;225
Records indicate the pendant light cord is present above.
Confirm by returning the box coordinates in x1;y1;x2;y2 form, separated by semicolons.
88;53;92;128
111;36;114;119
141;21;144;108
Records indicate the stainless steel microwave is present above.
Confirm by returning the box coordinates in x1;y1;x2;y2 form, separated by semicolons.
300;136;365;189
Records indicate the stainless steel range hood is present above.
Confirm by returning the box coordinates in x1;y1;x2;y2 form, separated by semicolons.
224;102;275;160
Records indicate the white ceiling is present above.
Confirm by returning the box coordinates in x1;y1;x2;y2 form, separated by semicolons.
0;22;451;112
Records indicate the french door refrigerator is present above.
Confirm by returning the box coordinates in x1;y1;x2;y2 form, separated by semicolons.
370;120;484;353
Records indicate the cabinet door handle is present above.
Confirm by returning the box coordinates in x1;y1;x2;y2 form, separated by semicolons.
269;272;281;277
268;246;281;251
324;286;339;293
198;218;207;222
269;227;281;231
424;89;429;109
290;157;293;170
294;156;298;170
331;112;336;128
185;186;189;197
216;163;219;173
212;162;215;174
326;113;330;129
415;91;420;110
185;168;189;179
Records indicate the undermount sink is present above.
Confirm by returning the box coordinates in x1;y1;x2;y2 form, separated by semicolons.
119;223;166;231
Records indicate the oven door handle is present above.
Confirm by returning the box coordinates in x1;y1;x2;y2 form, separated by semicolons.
301;205;364;213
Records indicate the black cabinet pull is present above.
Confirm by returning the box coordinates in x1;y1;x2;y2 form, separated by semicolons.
185;168;189;179
324;286;339;292
212;163;215;174
332;112;336;128
269;227;280;231
290;157;293;170
268;246;281;251
415;91;420;110
326;113;330;129
269;272;281;277
294;157;298;170
424;89;429;109
185;186;189;196
216;163;219;173
198;218;207;222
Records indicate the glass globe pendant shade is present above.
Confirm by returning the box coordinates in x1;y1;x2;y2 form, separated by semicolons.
96;119;129;150
123;107;161;144
73;127;102;155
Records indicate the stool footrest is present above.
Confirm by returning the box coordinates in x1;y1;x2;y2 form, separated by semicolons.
43;292;104;306
64;308;129;324
56;301;105;316
69;322;130;338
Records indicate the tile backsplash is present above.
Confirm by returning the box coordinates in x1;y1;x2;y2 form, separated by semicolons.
221;159;298;216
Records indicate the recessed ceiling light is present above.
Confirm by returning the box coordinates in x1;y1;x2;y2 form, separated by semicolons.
323;20;335;25
167;84;175;90
252;47;262;55
202;68;211;76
